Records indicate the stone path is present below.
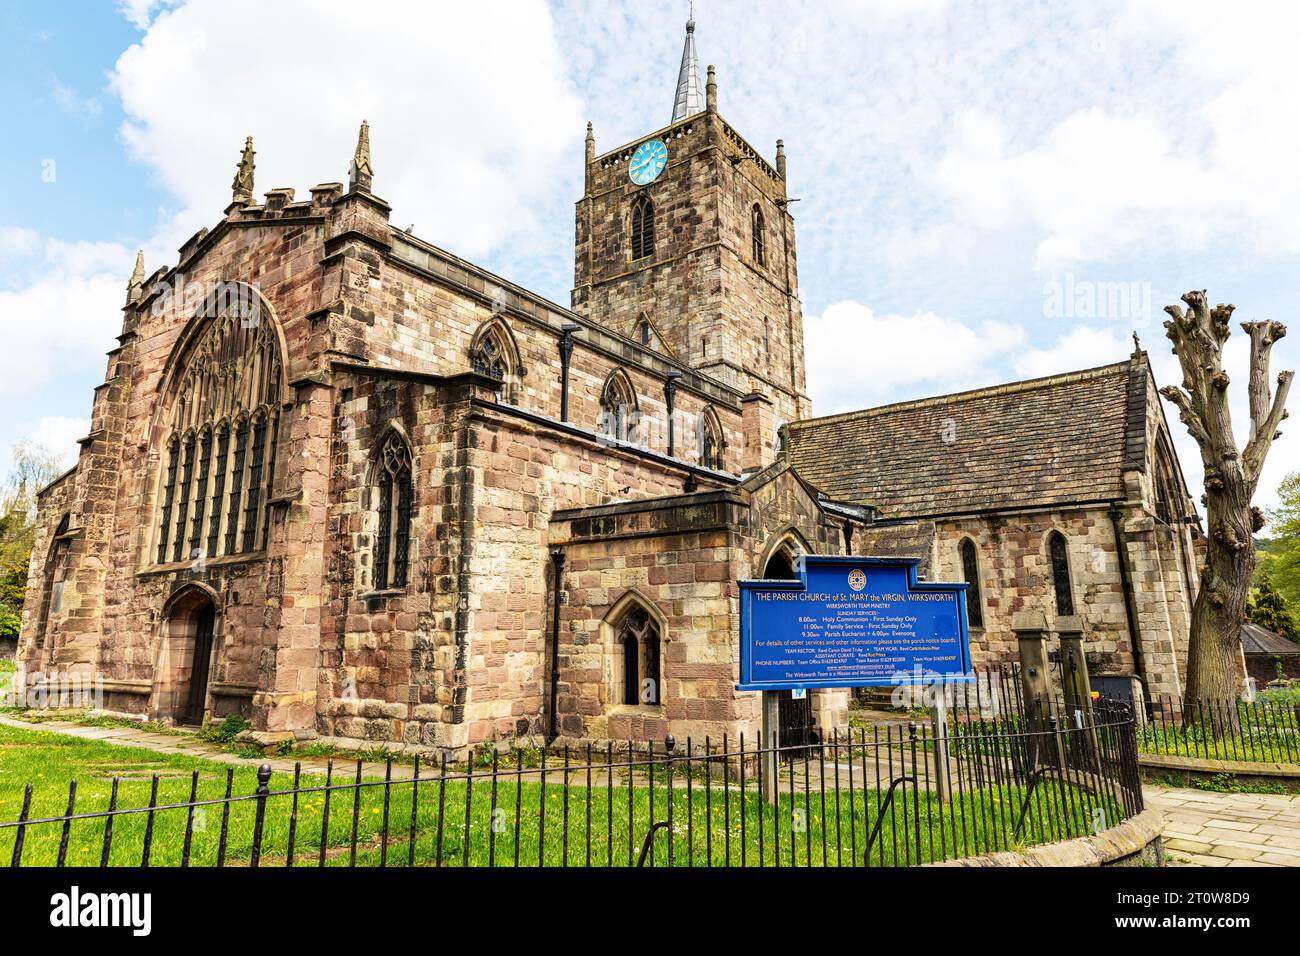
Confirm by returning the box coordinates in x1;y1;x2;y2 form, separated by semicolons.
1145;785;1300;867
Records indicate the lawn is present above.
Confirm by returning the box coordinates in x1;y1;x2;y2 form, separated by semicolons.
0;723;1129;867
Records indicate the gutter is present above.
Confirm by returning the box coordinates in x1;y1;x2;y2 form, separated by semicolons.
547;547;566;744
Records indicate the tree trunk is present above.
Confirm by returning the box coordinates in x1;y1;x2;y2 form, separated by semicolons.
1160;291;1293;707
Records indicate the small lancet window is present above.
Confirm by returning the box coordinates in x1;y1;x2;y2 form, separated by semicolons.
752;204;766;267
1049;531;1075;617
699;408;725;471
373;432;414;591
960;538;984;629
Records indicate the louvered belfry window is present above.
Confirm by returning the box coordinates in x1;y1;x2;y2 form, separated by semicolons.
154;294;281;565
631;197;655;261
374;432;413;591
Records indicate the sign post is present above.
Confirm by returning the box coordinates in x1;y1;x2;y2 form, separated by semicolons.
761;690;781;804
739;556;972;805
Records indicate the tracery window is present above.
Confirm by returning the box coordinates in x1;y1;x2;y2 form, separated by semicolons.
154;300;281;565
752;204;766;267
960;537;984;629
373;431;413;591
631;196;655;261
1049;531;1075;617
699;406;725;471
600;370;639;444
617;604;662;706
470;318;519;404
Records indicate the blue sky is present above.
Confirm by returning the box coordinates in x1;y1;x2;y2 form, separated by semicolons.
3;0;1299;510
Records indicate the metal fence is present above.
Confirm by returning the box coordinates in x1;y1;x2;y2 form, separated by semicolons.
2;701;1142;868
1141;694;1300;764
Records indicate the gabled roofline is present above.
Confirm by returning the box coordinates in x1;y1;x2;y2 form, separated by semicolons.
788;358;1135;432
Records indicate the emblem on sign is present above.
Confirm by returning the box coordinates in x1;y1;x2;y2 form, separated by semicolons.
848;569;867;592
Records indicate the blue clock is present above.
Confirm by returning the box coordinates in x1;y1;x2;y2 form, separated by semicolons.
629;139;668;186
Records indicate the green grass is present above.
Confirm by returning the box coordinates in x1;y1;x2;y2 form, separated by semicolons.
0;723;1132;867
1137;709;1299;764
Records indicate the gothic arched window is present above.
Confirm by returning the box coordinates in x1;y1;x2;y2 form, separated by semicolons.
752;204;766;267
373;431;414;591
616;604;662;706
960;537;984;629
154;294;281;565
631;197;655;261
1048;531;1075;617
699;406;725;471
36;515;71;649
600;370;639;444
470;317;520;404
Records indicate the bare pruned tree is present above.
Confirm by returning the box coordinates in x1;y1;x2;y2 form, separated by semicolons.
1161;290;1294;702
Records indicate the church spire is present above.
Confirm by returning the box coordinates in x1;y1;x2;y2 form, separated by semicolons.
671;16;705;123
349;120;374;192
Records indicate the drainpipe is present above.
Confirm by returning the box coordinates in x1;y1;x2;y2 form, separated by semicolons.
558;324;581;423
547;546;566;743
1108;504;1147;693
664;372;682;457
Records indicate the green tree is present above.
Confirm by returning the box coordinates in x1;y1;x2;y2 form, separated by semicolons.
1247;570;1300;642
1263;471;1300;609
0;441;65;640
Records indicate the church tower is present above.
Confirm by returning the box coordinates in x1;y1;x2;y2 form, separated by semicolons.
572;18;810;426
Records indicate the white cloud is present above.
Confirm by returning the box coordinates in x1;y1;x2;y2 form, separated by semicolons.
50;80;103;127
806;300;1026;415
1014;326;1131;380
110;0;584;263
928;109;1217;270
0;238;132;397
914;2;1300;269
0;227;40;265
14;416;90;470
116;0;180;30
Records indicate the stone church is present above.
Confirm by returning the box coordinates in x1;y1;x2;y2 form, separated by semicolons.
17;20;1200;753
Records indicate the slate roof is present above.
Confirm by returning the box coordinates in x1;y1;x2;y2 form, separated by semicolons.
1241;622;1300;657
785;356;1150;520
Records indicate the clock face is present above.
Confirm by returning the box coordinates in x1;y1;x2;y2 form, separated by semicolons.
629;139;668;186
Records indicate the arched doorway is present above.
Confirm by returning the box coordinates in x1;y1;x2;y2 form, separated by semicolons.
158;587;219;726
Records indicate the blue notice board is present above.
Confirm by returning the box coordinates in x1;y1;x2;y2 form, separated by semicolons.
738;556;973;691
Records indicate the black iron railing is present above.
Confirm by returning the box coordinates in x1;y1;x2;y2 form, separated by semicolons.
1;703;1142;868
1140;693;1300;764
